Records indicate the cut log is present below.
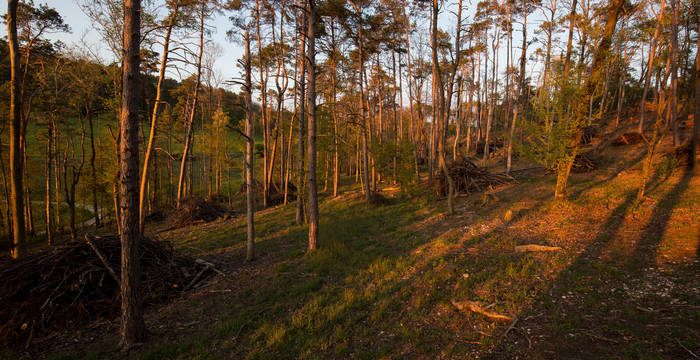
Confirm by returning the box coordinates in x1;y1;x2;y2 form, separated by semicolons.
451;299;513;322
514;244;563;253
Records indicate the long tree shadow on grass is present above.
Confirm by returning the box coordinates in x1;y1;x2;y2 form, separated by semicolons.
489;166;697;359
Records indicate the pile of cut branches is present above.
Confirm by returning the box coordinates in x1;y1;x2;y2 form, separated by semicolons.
433;158;516;196
0;235;213;346
612;132;644;146
476;138;504;156
572;152;597;173
169;197;230;227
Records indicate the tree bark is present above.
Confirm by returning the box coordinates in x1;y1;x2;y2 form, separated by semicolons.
7;0;25;258
306;0;318;251
119;0;145;350
692;14;700;169
296;1;306;224
244;29;255;262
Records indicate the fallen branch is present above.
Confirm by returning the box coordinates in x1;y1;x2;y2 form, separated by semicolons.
451;299;513;322
677;338;699;359
514;244;563;253
504;317;519;337
195;258;225;277
85;235;119;284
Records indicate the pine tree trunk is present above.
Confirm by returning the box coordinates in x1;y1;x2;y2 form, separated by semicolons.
176;5;205;208
306;0;319;251
692;16;700;169
296;1;306;224
244;30;255;262
119;0;146;350
7;0;25;258
139;4;178;232
554;0;625;200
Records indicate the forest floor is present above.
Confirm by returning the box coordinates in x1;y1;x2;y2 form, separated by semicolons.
8;125;700;360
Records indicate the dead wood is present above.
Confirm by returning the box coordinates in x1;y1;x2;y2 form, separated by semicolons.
168;197;230;228
0;235;213;346
514;244;563;253
612;132;644;146
368;191;391;206
433;158;516;196
451;299;514;322
572;152;598;173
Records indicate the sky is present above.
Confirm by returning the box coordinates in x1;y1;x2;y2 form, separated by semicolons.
0;0;245;86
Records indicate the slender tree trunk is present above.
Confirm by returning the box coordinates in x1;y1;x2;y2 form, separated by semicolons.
638;0;666;133
670;0;679;146
176;5;205;208
306;0;318;251
296;2;306;224
330;19;340;197
403;9;419;180
139;4;178;232
692;16;700;169
45;119;53;245
432;0;454;214
256;0;270;208
244;30;255;262
554;0;625;200
353;3;371;200
86;105;100;228
119;0;146;350
7;0;25;258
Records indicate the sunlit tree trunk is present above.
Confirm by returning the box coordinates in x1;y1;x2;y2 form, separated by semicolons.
432;0;454;214
554;0;625;200
140;2;179;232
306;0;318;251
119;0;145;350
176;3;205;208
296;1;306;223
638;0;666;133
692;16;700;169
244;29;255;262
7;0;25;258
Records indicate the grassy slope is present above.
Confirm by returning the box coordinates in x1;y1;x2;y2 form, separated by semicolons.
15;130;700;360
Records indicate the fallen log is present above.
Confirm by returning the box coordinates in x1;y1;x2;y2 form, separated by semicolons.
514;244;563;253
451;299;513;322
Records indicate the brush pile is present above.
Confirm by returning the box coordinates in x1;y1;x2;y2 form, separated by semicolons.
433;158;516;196
169;197;230;227
368;191;391;206
0;235;213;346
581;125;599;145
476;139;504;156
612;132;644;146
666;140;696;168
572;152;597;173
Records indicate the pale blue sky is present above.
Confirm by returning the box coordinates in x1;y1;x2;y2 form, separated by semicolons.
0;0;244;85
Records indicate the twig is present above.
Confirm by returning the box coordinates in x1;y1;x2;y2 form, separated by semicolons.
504;317;519;337
451;299;513;322
195;258;225;276
677;339;699;359
580;329;619;344
84;235;119;284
